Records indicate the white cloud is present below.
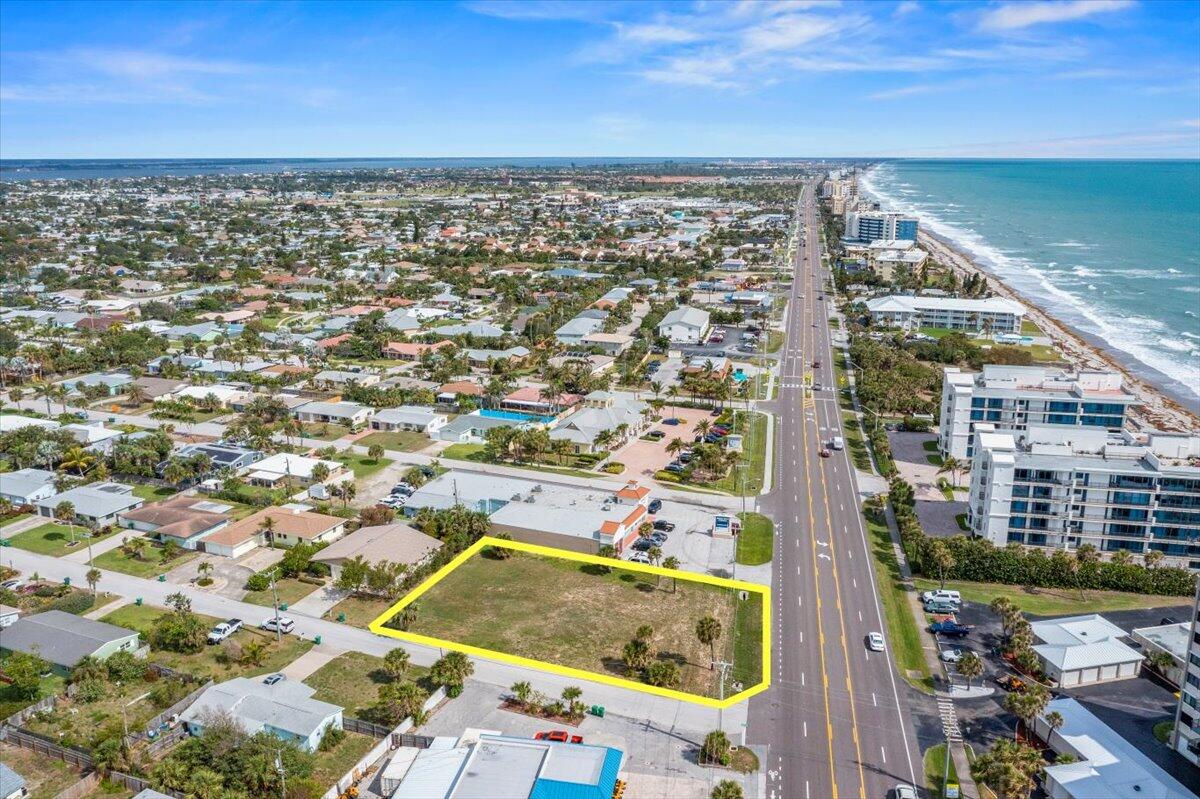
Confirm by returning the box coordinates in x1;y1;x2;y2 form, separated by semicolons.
978;0;1134;32
740;13;849;54
617;22;704;44
893;1;920;16
640;54;739;88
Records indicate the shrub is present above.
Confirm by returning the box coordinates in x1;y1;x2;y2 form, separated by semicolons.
245;572;271;592
654;470;682;483
318;725;346;751
74;678;106;703
44;591;95;615
106;651;146;682
603;462;626;474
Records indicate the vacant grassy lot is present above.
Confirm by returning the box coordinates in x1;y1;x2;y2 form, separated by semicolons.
130;483;179;502
328;594;395;628
400;550;763;698
7;522;121;557
736;512;773;566
0;673;64;720
101;603;313;681
358;430;431;452
304;651;430;716
93;543;198;579
312;730;377;789
912;577;1192;617
299;422;352;441
334;451;392;479
0;742;85;798
242;576;320;608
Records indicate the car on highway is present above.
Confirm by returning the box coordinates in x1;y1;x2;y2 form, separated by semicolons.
939;648;964;663
260;616;295;634
819;448;831;458
812;360;821;369
652;520;675;532
893;786;918;799
867;632;885;651
647;499;662;514
207;619;243;644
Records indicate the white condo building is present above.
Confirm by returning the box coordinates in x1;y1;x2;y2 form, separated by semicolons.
1172;582;1200;765
939;365;1137;460
968;425;1200;567
864;295;1026;333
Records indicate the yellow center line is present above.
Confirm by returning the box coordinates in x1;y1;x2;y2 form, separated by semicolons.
803;200;869;799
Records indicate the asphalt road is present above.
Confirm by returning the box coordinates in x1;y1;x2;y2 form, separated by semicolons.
749;184;921;799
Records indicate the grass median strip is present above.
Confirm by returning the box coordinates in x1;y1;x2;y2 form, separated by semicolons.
864;509;932;693
736;512;774;566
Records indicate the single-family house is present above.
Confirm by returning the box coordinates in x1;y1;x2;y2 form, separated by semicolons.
0;763;26;799
658;306;711;344
0;610;142;674
310;522;441;581
437;413;520;444
243;453;347;488
166;442;262;475
465;346;530;369
292;400;373;427
199;506;346;558
119;495;232;551
170;384;249;409
371;406;449;434
61;421;124;453
36;482;144;527
500;386;582;416
59;371;133;397
131;376;189;400
594;287;633;310
383;340;454;361
580;332;635;356
0;468;58;506
435;322;505;339
554;316;604;346
181;676;343;753
311;370;380;389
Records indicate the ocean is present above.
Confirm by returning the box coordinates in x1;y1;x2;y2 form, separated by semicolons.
860;160;1200;407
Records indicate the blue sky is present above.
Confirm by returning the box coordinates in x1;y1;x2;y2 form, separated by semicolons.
2;0;1198;158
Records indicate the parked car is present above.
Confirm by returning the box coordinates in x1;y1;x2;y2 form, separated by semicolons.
631;538;656;552
893;786;919;799
207;619;243;644
924;601;957;615
921;589;962;606
645;430;665;441
679;451;693;463
647;499;663;514
665;462;686;474
652;520;675;532
260;616;295;634
418;466;436;478
929;621;973;637
535;730;583;744
627;551;652;564
262;673;285;686
648;531;669;545
939;648;964;663
995;674;1027;692
867;632;886;652
0;578;26;592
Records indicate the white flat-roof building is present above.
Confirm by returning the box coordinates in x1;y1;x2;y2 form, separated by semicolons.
243;453;346;487
404;471;652;554
968;424;1200;568
36;482;144;528
939;365;1136;460
371;406;449;434
1032;698;1194;799
1171;583;1200;766
658;306;711;344
1030;614;1143;687
1131;620;1190;687
292;400;374;426
865;294;1025;333
0;468;58;505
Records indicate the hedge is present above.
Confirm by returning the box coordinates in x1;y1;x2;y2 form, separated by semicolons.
889;477;1195;598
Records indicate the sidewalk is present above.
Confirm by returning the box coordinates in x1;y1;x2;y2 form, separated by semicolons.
61;528;130;563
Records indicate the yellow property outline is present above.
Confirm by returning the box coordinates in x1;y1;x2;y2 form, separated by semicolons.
368;536;771;708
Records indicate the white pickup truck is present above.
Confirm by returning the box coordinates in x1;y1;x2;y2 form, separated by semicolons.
206;618;243;644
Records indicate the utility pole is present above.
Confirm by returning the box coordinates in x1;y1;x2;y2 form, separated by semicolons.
275;748;287;799
270;569;282;643
714;659;733;733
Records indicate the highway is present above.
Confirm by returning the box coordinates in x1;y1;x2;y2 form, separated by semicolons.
749;183;922;799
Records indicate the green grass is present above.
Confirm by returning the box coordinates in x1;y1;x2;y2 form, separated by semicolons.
841;412;872;471
92;543;198;578
441;443;602;480
765;330;784;353
1154;720;1174;744
130;483;179;502
922;440;940;453
1020;319;1043;336
0;741;84;798
955;513;970;532
0;513;31;528
441;442;486;462
311;731;378;789
358;430;432;452
924;744;958;798
6;522;121;557
0;673;65;720
327;594;396;628
705;411;768;495
938;480;956;501
736;512;773;566
926;452;945;467
912;577;1192;616
100;603;314;681
304;651;429;717
333;452;392;479
400;550;761;699
865;510;933;693
242;576;320;608
299;422;352;441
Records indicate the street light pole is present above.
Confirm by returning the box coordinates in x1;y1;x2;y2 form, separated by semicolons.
270;569;281;643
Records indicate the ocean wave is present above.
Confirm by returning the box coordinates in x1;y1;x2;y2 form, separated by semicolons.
1158;337;1196;353
1051;240;1091;248
1168;268;1183;274
1070;265;1096;277
860;164;1200;400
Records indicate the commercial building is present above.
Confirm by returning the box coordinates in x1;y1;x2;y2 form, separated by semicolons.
864;295;1026;333
181;676;343;753
1171;582;1200;766
1032;698;1193;799
967;425;1200;567
404;471;652;554
1029;614;1143;687
939;366;1137;460
844;211;917;243
384;730;623;799
549;390;649;453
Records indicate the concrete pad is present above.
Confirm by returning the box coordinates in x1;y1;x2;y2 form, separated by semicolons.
282;644;343;680
623;773;712;799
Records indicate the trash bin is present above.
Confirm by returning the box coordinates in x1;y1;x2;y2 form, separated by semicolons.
135;597;143;606
280;603;288;611
337;613;346;623
157;574;166;582
63;576;71;586
589;705;605;718
314;634;322;645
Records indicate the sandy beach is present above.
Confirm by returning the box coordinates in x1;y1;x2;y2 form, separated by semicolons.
918;229;1200;433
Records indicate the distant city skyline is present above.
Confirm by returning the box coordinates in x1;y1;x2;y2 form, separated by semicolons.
2;0;1198;159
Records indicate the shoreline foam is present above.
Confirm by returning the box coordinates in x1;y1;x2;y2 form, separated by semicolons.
858;167;1199;431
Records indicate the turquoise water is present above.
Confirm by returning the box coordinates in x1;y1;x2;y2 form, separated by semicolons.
861;160;1200;405
477;408;556;424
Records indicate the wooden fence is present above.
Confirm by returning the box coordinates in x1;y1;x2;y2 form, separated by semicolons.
2;693;56;728
343;716;390;739
1;725;93;769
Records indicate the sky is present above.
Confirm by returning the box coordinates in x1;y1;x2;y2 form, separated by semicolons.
1;0;1199;159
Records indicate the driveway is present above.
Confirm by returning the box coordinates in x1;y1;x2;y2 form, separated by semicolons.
167;547;283;600
353;458;418;508
889;431;969;537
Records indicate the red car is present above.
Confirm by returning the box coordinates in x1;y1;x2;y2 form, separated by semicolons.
535;731;584;744
819;449;831;458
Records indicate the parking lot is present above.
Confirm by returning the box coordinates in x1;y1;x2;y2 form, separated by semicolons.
677;324;765;360
628;498;737;578
615;406;716;480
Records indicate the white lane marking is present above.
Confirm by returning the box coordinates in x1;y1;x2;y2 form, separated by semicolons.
852;578;857;588
881;747;887;764
872;693;878;707
799;631;803;643
858;611;863;622
818;553;831;561
801;672;805;687
806;781;810;799
797;566;802;575
803;720;808;737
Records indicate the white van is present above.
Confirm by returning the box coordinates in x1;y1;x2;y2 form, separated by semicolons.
830;436;844;451
920;589;962;606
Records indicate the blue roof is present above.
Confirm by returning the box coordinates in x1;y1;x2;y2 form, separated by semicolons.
530;747;622;799
0;763;26;795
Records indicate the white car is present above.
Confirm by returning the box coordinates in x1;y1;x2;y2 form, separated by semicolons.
940;648;964;663
260;616;295;634
893;785;918;799
867;632;885;652
627;552;652;564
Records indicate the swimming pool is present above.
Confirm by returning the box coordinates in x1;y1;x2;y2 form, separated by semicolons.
476;409;556;424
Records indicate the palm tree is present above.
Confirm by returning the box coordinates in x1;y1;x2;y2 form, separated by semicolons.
662;556;680;593
666;437;686;459
337;482;357;508
956;651;983;688
1004;683;1050;740
125;384;149;408
648;545;662;567
929;539;956;589
311;462;331;484
938;455;963;487
510;680;532;708
1043;710;1065;749
367;443;385;462
54;500;77;547
384;647;411;680
694;418;711;438
85;567;101;597
59;446;95;476
696;616;722;670
258;514;277;548
1144;549;1165;569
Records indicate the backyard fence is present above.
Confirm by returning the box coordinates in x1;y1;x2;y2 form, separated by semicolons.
343;716;390;738
52;771;100;799
1;725;93;769
105;769;185;799
134;678;213;744
143;725;190;760
2;693;56;728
